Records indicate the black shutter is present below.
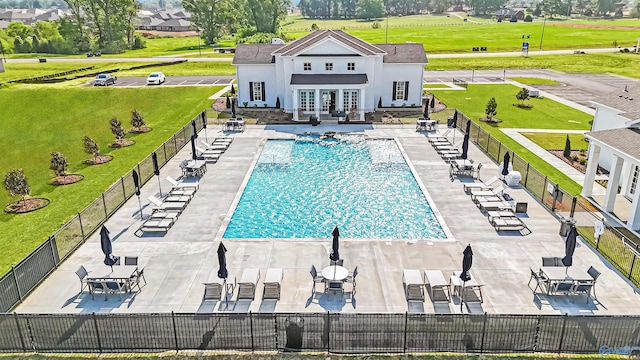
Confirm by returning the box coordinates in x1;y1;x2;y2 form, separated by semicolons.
404;82;409;101
249;82;254;101
261;82;266;102
392;81;397;101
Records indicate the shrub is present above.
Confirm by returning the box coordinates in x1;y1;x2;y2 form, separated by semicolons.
253;104;258;108
275;97;281;108
110;117;125;140
516;87;530;105
584;8;592;16
485;97;497;121
524;15;533;22
225;96;231;109
402;103;406;107
310;23;319;31
132;34;146;50
371;21;380;29
131;109;146;128
580;159;587;165
572;154;579;161
243;101;248;107
563;135;571;159
3;169;30;202
263;103;268;107
49;152;69;177
83;136;99;158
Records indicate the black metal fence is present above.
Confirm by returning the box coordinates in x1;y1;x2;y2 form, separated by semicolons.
453;110;640;288
1;312;640;354
0;111;207;314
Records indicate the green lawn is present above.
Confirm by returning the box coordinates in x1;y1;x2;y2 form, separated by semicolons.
431;84;593;194
522;132;589;150
509;77;561;85
0;86;221;276
424;83;452;88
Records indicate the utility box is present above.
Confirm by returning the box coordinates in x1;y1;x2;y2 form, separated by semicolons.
528;88;540;97
559;216;576;236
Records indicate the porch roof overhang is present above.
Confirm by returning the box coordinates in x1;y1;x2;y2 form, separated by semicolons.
290;74;368;85
586;128;640;162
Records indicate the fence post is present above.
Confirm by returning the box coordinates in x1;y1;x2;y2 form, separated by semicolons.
486;133;490;152
551;185;558;212
163;143;168;163
77;212;86;240
628;245;638;281
497;142;502;162
92;312;103;353
121;178;126;200
11;265;22;301
570;197;577;218
480;313;487;353
475;125;481;144
403;312;408;353
524;163;530;188
49;236;59;267
173;135;178;155
12;312;27;352
171;311;179;350
557;314;568;354
250;311;255;352
101;193;108;218
542;177;548;203
326;311;330;353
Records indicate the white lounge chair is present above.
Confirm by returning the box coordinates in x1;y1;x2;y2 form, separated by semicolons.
463;175;500;194
166;176;199;190
194;146;221;162
490;216;531;235
200;140;225;153
148;195;187;212
470;183;507;201
135;219;174;236
428;129;451;142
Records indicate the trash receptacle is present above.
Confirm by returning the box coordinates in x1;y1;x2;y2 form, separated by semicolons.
559;216;575;236
447;116;455;127
284;315;304;351
309;115;318;126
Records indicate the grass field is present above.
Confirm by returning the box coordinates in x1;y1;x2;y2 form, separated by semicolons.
0;86;221;276
424;83;452;88
509;77;561;85
522;132;589;150
431;84;592;194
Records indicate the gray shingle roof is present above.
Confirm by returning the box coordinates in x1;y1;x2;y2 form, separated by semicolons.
586;127;640;160
290;74;368;85
374;44;427;64
593;84;640;114
232;44;282;65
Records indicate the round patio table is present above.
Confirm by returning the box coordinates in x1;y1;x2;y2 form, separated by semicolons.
322;265;348;281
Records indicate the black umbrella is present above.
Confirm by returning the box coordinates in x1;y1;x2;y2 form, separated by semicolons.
330;226;340;262
423;101;429;119
217;242;228;279
191;120;198;139
190;134;198;160
231;98;236;118
562;225;577;271
502;152;511;176
133;170;143;219
201;112;208;142
451;111;458;143
461;120;471;160
100;225;118;268
152;152;162;197
459;244;473;310
231;83;235;95
430;95;436;109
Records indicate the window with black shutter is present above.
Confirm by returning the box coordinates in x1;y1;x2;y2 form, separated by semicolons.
392;81;397;102
404;82;409;101
261;82;265;103
249;81;254;101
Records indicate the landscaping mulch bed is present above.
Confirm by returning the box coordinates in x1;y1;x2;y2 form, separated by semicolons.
130;127;152;134
549;150;608;175
83;155;114;165
212;98;229;112
51;174;84;185
4;198;50;213
110;139;136;148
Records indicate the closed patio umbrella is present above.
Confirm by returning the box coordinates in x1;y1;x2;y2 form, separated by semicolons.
152;152;162;197
330;226;340;262
423;100;429;118
430;95;435;109
562;225;577;272
217;242;228;279
502;152;511;176
459;244;473;310
231;98;236;118
190;134;198;160
191;120;198;139
133;170;143;218
461;120;471;160
100;226;118;269
201;112;208;142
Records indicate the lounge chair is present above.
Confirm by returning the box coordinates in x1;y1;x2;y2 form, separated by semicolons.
148;195;187;212
164;194;192;203
213;136;233;144
166;176;199;190
135;219;174;236
200;140;225;153
149;210;179;224
194;146;221;162
168;188;196;198
206;141;230;150
490;216;531;235
427;129;451;142
463;175;500;194
470;183;507;202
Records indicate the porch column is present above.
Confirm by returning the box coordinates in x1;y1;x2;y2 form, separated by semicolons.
338;88;344;111
359;87;365;121
603;155;624;213
582;144;601;197
315;88;320;120
627;174;640;230
292;89;298;121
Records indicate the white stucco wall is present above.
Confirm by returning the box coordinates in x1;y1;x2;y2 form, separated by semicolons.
376;63;424;107
301;40;358;55
236;64;277;107
592;105;630;131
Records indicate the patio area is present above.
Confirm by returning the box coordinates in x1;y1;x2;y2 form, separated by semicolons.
16;124;640;315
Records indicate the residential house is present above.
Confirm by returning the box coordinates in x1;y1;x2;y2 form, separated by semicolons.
582;84;640;231
232;30;427;121
495;7;525;20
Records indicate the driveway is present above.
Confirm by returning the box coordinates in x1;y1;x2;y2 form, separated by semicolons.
84;76;234;88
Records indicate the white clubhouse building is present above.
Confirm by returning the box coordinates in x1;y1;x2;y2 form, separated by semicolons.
232;30;427;121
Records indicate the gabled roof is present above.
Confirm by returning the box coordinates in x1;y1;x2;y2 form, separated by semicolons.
374;44;427;64
233;44;282;65
273;29;386;56
593;84;640;115
586;128;640;161
158;18;190;27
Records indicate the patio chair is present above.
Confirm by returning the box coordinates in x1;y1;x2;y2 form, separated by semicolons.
587;265;601;298
130;266;146;292
310;265;325;293
104;280;127;300
571;280;595;303
542;257;562;267
490;216;531;235
124;256;138;266
179;160;192;177
87;280;106;300
472;162;483;179
550;280;574;295
148;195;187;212
528;267;548;293
203;282;223;301
75;265;89;293
166;176;199;191
345;266;358;294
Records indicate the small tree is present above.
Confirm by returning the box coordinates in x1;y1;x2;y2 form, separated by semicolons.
516;87;530;105
225;96;231;109
83;136;99;158
50;151;69;177
4;169;30;202
377;97;382;108
110;117;126;140
130;109;146;129
485;97;498;121
275;96;281;108
430;96;436;109
563;135;572;159
230;84;235;95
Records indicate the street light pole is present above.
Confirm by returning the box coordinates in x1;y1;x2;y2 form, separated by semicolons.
539;15;546;49
197;29;202;56
385;12;389;44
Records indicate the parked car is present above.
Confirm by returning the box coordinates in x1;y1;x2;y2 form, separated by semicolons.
146;72;166;85
93;73;116;86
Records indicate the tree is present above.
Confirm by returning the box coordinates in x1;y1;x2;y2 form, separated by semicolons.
225;95;231;108
485;97;497;121
533;3;542;15
110;117;125;140
130;109;146;128
245;0;288;33
516;87;530;105
563;135;571;159
3;169;30;202
430;0;450;13
275;96;281;108
355;0;384;20
50;151;69;177
83;136;99;158
378;96;382;108
183;0;235;44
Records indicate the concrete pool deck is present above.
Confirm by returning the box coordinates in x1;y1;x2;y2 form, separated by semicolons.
16;124;640;315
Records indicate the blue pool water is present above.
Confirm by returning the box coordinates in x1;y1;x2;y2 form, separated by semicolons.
223;136;446;239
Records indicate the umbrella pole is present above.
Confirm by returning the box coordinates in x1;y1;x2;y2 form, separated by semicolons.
204;128;208;143
157;175;163;197
461;280;465;311
137;196;143;219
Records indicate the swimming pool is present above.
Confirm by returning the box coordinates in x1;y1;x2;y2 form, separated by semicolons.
223;136;447;239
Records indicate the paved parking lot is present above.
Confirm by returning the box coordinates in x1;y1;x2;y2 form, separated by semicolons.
85;76;234;88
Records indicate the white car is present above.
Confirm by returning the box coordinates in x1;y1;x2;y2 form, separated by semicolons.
146;72;166;85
